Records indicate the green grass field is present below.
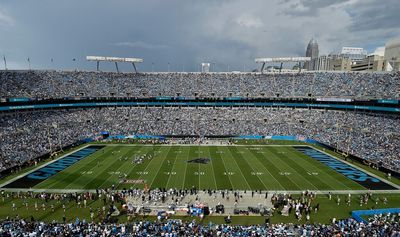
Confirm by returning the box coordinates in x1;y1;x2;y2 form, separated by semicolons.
1;143;399;225
0;192;398;225
30;145;366;191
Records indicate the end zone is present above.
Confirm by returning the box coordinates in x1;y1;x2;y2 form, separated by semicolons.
295;146;399;190
1;145;105;189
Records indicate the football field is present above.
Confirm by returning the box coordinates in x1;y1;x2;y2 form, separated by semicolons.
5;144;389;191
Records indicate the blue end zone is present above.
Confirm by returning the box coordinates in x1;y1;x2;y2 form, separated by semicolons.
352;208;400;223
294;146;397;190
3;145;105;189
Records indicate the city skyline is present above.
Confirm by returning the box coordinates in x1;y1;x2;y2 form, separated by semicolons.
0;0;399;71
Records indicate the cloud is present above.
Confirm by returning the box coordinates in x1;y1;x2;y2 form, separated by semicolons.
347;0;400;32
0;8;14;26
194;0;353;58
371;46;385;56
235;15;263;28
112;41;169;50
299;0;350;9
0;0;399;71
281;0;351;16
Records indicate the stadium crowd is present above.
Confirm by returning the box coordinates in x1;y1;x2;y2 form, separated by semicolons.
0;107;399;173
0;189;398;236
0;70;399;235
1;71;399;99
0;214;399;236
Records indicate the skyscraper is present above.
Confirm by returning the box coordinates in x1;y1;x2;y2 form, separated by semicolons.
305;38;319;70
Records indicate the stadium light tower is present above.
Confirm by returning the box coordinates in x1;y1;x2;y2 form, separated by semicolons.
201;63;210;73
255;57;311;73
86;56;143;73
27;57;31;70
3;55;7;70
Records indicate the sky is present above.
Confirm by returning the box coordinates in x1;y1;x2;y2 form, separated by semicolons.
0;0;399;72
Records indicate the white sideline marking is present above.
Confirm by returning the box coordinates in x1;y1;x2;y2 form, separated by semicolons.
0;188;399;194
99;144;303;147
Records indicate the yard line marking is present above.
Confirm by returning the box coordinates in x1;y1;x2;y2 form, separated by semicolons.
285;147;348;190
165;146;182;188
207;146;234;190
277;147;339;190
145;146;172;189
220;146;251;190
148;146;177;189
246;147;290;190
198;147;201;190
255;148;302;190
227;146;268;190
205;146;219;190
180;146;192;189
213;147;234;190
267;147;318;190
95;146;148;189
130;146;163;189
244;146;286;190
122;146;155;187
65;147;134;190
45;146;118;190
194;146;203;189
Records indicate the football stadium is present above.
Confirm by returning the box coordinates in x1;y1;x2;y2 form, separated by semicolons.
0;70;399;235
0;1;400;236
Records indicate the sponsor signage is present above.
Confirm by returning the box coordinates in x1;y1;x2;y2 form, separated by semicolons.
121;179;146;184
316;98;353;102
378;100;398;104
9;97;30;102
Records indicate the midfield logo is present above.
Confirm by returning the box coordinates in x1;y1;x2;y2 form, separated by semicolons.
188;158;211;164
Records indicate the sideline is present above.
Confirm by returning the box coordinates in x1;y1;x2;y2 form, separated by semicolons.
0;188;400;194
95;143;305;147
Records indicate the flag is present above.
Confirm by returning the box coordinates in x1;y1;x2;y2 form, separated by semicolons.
297;135;306;141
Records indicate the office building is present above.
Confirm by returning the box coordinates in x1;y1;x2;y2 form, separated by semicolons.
305;38;319;70
384;38;400;71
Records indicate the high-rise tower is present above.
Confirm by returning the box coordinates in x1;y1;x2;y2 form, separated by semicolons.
305;38;319;70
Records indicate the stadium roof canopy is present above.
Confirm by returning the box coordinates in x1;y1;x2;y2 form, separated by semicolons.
255;57;311;73
86;56;143;72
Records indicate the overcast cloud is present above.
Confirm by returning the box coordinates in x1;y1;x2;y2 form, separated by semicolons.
0;0;399;72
